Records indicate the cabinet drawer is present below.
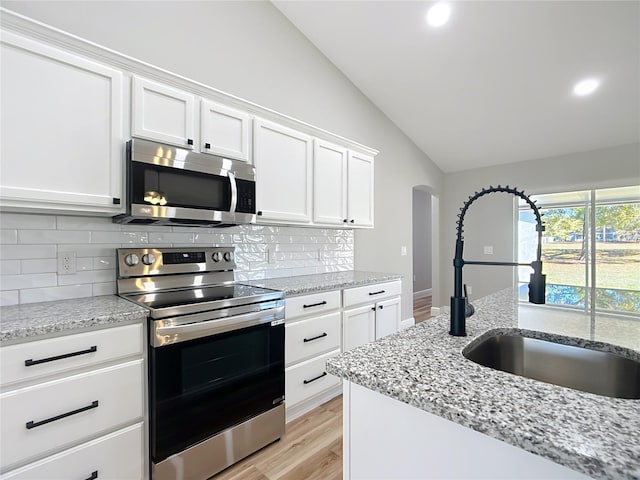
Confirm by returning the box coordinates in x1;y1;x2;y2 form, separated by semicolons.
1;423;143;480
343;281;401;308
285;312;341;366
285;349;340;407
1;323;143;387
0;360;143;470
285;290;341;320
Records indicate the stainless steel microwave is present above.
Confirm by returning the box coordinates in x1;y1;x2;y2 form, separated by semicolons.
113;139;256;226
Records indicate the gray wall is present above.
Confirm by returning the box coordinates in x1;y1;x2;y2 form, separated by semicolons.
438;142;640;307
412;188;432;294
1;0;444;319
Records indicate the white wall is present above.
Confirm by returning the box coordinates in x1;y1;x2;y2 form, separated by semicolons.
412;188;432;294
438;142;640;307
0;1;444;318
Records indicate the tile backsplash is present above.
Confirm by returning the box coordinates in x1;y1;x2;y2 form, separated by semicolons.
0;213;353;306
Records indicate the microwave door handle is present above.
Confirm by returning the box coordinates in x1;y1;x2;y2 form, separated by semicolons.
228;171;238;213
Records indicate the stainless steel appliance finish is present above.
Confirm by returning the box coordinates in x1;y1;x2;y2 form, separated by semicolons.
113;138;256;226
463;333;640;399
117;246;285;480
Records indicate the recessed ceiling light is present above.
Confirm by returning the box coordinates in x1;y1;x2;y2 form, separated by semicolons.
573;78;600;96
426;3;451;27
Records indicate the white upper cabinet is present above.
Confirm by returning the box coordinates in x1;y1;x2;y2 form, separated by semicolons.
200;100;251;162
131;76;195;149
254;118;313;223
347;151;375;227
313;139;348;225
0;31;123;214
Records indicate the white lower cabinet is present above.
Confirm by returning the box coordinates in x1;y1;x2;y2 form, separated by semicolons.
343;280;402;351
0;322;145;478
1;423;143;480
284;290;342;421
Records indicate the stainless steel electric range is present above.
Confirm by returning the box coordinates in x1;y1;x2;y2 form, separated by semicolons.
116;247;285;480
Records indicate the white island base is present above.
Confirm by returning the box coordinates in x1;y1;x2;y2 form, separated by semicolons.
343;381;591;480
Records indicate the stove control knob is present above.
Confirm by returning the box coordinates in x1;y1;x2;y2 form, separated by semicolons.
223;251;233;262
212;251;222;262
142;253;156;265
124;254;139;267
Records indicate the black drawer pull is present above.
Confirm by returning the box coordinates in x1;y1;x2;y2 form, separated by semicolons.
303;300;327;309
26;400;99;430
379;305;384;309
303;372;327;384
303;332;328;343
368;290;386;296
84;471;99;480
25;346;98;367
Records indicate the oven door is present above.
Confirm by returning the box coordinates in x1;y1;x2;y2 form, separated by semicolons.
149;317;285;464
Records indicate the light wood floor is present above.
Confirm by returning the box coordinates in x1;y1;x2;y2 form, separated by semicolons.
414;294;433;323
212;395;342;480
212;295;431;479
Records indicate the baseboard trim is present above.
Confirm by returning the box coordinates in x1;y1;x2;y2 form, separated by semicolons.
431;306;441;316
400;317;415;330
285;383;342;423
413;289;432;300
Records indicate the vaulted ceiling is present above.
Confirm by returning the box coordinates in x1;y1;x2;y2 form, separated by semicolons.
273;1;640;173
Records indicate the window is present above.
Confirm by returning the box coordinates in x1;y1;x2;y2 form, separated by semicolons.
518;186;640;317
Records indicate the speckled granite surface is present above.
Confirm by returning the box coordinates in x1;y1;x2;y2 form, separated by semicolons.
0;296;148;344
327;288;640;480
246;270;401;296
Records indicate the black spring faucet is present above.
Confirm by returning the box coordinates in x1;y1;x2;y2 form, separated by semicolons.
450;185;546;336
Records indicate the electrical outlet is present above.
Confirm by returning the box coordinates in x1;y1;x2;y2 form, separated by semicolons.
466;285;473;295
401;246;407;256
483;246;494;255
57;251;76;275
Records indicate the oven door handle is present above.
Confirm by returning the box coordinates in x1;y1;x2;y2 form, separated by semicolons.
152;306;284;347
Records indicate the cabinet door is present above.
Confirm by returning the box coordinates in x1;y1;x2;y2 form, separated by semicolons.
0;32;123;214
131;76;195;148
347;151;375;227
313;139;348;225
200;100;251;162
343;305;376;351
375;296;401;340
254;118;312;223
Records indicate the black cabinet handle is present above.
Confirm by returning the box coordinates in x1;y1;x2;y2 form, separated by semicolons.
257;211;263;216
303;300;327;309
25;346;97;367
187;138;194;145
112;198;120;205
368;290;386;296
303;372;327;384
379;305;384;309
350;219;355;224
84;471;99;480
343;219;348;223
204;142;211;149
303;332;328;343
26;400;99;430
371;307;376;311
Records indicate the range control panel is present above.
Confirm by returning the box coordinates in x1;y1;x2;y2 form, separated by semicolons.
117;247;236;278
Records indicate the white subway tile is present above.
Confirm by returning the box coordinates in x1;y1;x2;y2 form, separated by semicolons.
0;260;20;275
0;213;56;229
120;224;172;232
20;284;92;304
235;271;266;281
0;290;19;306
59;244;117;258
92;231;148;244
149;232;195;244
20;259;57;274
236;244;267;253
236;252;268;263
93;256;116;270
1;273;57;290
193;233;223;244
76;258;93;271
0;244;57;260
18;230;91;245
0;229;17;244
57;215;120;231
92;282;116;296
57;269;115;286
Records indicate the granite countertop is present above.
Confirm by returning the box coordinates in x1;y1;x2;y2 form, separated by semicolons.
0;296;148;344
327;288;640;480
246;270;402;296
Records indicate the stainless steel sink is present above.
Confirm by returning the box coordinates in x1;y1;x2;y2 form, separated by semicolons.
463;333;640;399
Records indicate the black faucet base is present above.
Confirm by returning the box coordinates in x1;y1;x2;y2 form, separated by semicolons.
450;296;468;336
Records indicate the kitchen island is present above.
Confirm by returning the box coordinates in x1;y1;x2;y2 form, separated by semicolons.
327;288;640;480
